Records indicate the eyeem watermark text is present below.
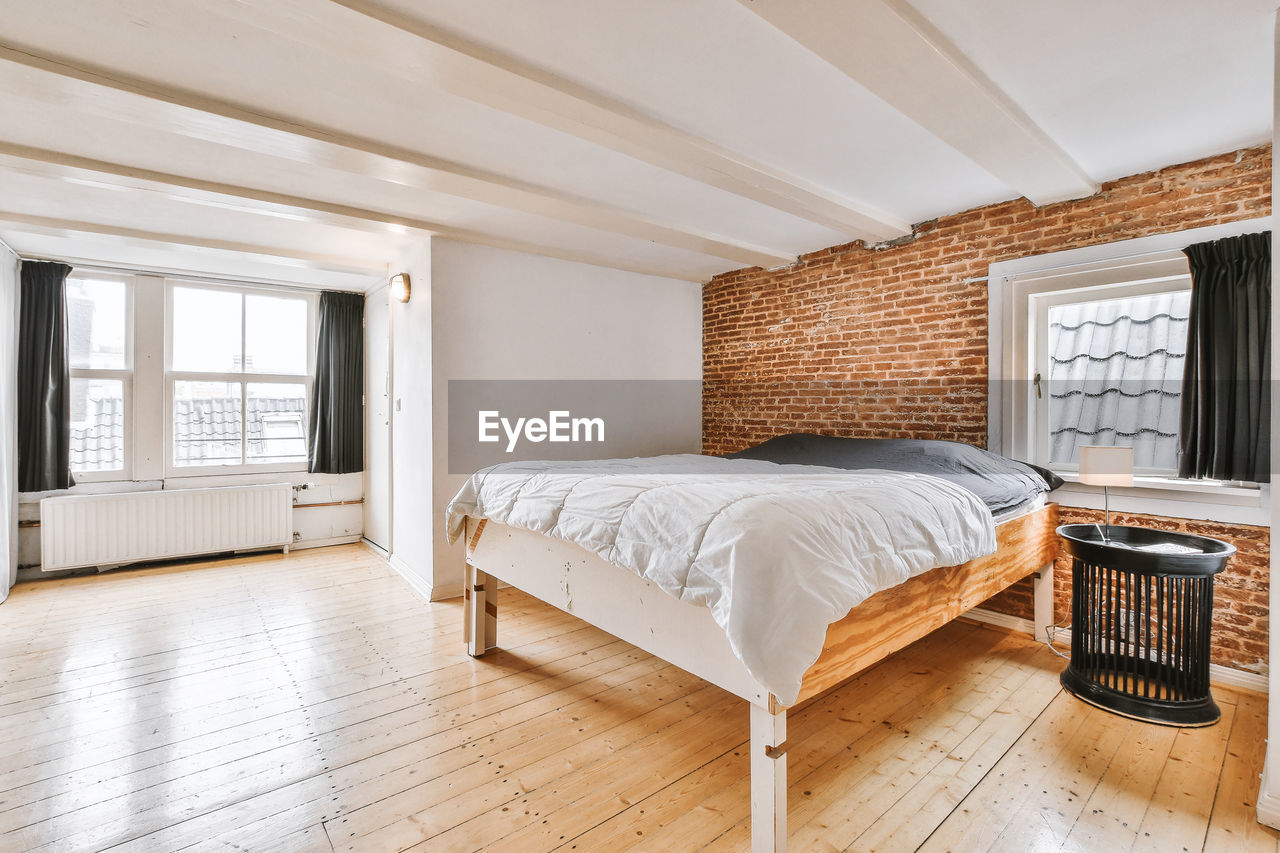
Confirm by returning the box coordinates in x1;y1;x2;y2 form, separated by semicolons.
478;410;605;453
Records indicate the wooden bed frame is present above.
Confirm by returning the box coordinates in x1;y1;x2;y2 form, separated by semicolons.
461;502;1059;852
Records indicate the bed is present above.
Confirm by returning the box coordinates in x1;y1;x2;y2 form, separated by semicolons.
447;437;1061;852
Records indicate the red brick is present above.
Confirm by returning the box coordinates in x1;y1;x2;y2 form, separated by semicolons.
703;144;1271;676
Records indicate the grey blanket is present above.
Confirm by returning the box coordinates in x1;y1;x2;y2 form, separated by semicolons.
726;435;1061;515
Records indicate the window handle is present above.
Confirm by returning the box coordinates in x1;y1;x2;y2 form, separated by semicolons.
1033;372;1042;399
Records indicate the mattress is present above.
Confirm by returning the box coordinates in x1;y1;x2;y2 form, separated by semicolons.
991;492;1048;525
447;454;997;705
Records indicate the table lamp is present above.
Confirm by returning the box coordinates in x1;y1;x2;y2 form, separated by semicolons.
1078;445;1133;541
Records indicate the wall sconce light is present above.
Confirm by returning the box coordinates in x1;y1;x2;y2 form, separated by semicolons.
390;272;412;304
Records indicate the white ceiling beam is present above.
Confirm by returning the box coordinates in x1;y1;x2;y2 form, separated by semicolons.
737;0;1099;206
0;211;385;275
0;142;720;282
0;142;445;239
325;0;910;242
0;46;791;270
0;148;706;282
0;203;701;285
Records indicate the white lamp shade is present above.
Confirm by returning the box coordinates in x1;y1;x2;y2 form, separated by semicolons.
1078;446;1134;487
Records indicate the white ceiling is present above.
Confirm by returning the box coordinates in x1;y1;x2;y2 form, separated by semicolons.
0;0;1271;289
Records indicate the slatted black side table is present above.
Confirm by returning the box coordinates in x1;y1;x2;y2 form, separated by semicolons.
1057;524;1235;727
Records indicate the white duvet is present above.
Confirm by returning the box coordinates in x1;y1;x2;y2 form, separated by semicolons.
445;454;996;706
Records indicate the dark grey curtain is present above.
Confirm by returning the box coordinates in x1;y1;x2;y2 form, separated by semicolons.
1178;231;1270;483
18;261;74;492
308;291;365;474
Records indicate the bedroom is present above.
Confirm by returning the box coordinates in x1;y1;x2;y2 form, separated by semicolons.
0;1;1275;851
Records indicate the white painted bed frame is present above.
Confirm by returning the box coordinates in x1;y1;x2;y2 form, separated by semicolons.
462;508;1058;852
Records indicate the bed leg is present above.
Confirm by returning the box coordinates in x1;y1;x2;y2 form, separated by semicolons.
464;562;497;656
1032;559;1055;645
751;702;787;853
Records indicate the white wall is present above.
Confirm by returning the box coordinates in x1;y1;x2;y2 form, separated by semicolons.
0;249;18;599
386;241;434;596
363;283;392;552
378;238;703;600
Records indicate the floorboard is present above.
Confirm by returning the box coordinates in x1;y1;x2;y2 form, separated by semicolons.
0;544;1273;852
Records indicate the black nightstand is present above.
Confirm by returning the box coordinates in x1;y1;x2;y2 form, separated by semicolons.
1056;523;1236;726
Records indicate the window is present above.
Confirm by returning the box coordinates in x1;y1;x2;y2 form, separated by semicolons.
990;219;1269;525
67;275;132;480
992;218;1272;496
1033;278;1192;477
21;270;320;490
168;284;312;473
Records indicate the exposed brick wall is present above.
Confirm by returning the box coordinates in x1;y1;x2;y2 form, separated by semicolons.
703;145;1271;675
704;145;1269;454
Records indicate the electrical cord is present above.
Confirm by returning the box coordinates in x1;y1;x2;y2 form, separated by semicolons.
1042;618;1071;659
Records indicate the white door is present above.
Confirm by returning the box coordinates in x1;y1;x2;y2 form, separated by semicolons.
363;289;392;551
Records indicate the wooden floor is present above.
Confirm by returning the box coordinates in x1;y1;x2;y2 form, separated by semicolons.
0;544;1275;853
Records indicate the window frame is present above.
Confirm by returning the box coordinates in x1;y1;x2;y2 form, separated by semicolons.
163;279;317;478
1029;272;1192;478
67;272;136;483
987;217;1271;526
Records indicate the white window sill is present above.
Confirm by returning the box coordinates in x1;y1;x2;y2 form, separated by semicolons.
19;480;163;502
18;469;355;507
1055;472;1262;502
164;463;310;480
1051;475;1269;527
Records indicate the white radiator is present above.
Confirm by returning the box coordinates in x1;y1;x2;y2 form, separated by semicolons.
40;484;294;572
